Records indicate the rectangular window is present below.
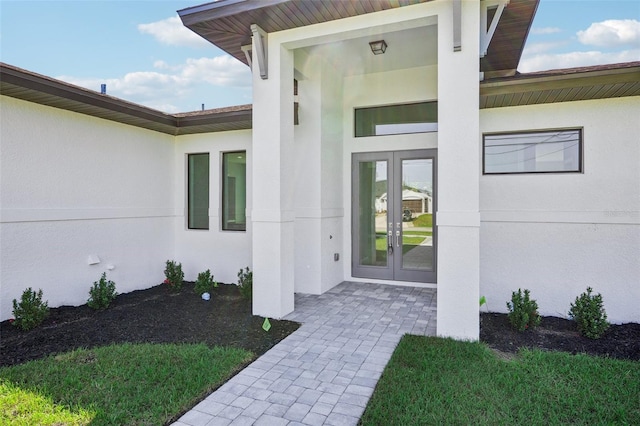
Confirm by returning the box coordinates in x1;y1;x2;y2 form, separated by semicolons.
188;153;210;229
483;129;582;174
355;101;438;137
222;151;247;231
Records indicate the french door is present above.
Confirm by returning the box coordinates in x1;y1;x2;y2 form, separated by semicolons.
352;149;437;282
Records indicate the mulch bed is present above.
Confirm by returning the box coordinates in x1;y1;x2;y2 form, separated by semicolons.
2;284;638;367
1;282;300;367
481;312;640;361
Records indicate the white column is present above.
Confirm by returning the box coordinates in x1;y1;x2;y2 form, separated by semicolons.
252;38;296;318
436;1;481;340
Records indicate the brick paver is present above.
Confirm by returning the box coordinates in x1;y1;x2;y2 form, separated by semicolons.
174;282;436;426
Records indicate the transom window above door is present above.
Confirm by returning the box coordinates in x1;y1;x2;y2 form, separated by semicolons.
355;101;438;137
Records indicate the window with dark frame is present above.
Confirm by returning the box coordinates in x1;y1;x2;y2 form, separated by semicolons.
355;101;438;137
187;153;210;230
483;129;582;174
222;151;247;231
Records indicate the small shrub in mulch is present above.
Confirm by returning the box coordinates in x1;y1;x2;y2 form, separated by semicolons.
1;282;299;367
481;312;640;361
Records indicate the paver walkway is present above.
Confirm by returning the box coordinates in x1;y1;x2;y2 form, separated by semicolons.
173;282;437;426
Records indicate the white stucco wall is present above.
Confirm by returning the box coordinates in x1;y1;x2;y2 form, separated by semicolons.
0;96;175;320
319;62;346;293
480;96;640;324
292;47;345;295
173;130;252;284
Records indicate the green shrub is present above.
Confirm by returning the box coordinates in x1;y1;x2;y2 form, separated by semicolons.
12;287;49;331
164;260;184;291
194;269;218;296
569;287;609;339
506;289;541;332
88;272;118;310
237;267;252;301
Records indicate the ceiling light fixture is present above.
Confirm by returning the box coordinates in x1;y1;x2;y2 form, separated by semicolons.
369;40;387;55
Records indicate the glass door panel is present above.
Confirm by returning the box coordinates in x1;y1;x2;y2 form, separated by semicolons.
353;150;437;283
357;160;388;267
400;158;434;271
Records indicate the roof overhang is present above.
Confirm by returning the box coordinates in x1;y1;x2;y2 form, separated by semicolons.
179;0;432;67
480;62;640;108
480;0;539;77
179;0;538;78
0;63;252;135
3;61;639;132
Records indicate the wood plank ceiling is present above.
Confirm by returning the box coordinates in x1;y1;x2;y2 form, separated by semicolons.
179;0;539;77
179;0;432;66
481;0;539;77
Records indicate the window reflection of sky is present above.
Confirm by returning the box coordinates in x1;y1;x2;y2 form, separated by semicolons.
376;159;432;193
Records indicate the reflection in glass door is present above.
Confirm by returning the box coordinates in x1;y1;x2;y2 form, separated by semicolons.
352;150;437;283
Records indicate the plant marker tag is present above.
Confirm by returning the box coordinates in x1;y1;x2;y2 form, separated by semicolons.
479;296;487;307
262;317;271;332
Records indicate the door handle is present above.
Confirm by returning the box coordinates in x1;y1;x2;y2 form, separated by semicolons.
396;230;401;248
387;230;393;253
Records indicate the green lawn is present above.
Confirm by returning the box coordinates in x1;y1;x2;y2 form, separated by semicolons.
0;343;252;425
360;335;640;425
412;213;432;227
402;230;432;237
375;234;427;251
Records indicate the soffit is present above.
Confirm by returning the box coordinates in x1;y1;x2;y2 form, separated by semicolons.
0;63;252;135
481;0;539;77
179;0;432;67
180;0;537;77
480;62;640;108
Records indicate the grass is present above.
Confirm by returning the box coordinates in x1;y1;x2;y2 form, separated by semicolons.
361;335;640;425
412;213;432;227
0;343;252;425
402;230;432;237
375;234;427;251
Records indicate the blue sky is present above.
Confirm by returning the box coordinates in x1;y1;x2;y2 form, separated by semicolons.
1;0;638;113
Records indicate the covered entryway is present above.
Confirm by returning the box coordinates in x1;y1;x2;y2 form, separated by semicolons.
352;149;437;283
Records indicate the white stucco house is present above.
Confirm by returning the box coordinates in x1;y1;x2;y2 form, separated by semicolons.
377;189;432;216
1;0;639;340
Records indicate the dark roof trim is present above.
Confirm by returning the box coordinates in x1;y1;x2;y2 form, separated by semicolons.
180;0;290;25
1;62;175;127
3;62;639;130
480;62;640;108
0;63;252;135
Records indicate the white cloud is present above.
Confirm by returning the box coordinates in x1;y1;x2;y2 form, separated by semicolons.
153;60;170;70
519;49;640;73
56;55;251;113
181;56;251;87
577;19;640;48
522;40;569;55
530;27;561;35
138;16;210;48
